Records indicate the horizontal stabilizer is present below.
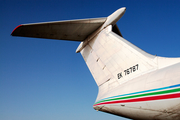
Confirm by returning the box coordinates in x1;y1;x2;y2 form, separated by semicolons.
11;18;106;41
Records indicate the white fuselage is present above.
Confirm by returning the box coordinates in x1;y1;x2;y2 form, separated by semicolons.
93;63;180;120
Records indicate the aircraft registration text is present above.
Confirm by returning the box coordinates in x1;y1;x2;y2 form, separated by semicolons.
117;64;139;79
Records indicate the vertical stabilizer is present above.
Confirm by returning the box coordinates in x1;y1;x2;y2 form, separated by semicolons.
80;25;158;99
78;8;159;100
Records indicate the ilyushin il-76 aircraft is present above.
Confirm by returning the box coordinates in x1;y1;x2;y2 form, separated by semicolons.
11;7;180;120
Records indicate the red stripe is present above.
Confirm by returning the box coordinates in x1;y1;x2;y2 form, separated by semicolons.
11;25;22;35
94;93;180;106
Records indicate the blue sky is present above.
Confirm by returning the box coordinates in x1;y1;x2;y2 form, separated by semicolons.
1;0;180;120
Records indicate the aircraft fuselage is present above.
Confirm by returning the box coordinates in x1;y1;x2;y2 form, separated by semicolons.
94;63;180;120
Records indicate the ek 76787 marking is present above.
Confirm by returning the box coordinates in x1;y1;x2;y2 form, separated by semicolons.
117;64;139;79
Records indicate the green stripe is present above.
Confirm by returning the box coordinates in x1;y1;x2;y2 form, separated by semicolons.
95;88;180;105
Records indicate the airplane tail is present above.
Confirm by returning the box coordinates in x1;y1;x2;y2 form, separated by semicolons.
78;23;157;101
11;7;180;102
76;8;180;101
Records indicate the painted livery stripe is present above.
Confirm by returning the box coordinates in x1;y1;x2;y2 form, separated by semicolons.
93;92;180;106
94;84;180;106
96;84;180;102
95;88;180;105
